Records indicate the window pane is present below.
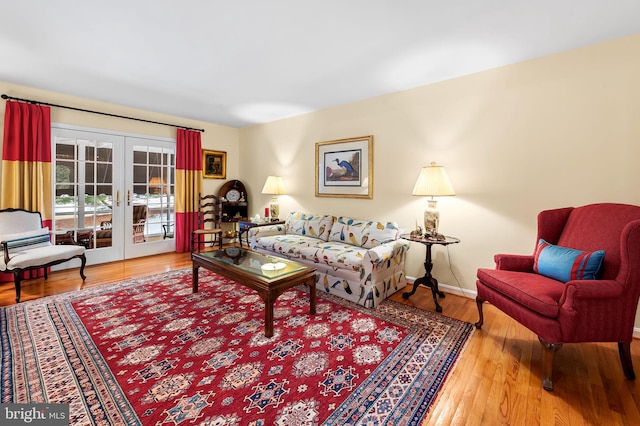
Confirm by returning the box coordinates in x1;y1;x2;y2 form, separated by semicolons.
56;143;75;160
96;163;112;184
85;162;95;183
56;161;75;183
85;145;95;161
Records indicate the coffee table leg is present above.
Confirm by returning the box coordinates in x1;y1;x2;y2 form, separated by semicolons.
264;296;274;338
308;279;316;315
192;264;199;293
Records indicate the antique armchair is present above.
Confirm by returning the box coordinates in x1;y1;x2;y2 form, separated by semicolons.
476;203;640;391
1;208;86;302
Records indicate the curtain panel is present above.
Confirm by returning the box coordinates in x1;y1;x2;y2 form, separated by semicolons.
1;100;52;282
175;129;202;253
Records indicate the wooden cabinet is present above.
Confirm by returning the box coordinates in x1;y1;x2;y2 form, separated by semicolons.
218;180;248;223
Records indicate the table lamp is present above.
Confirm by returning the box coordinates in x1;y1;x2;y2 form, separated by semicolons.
261;176;286;220
412;162;455;236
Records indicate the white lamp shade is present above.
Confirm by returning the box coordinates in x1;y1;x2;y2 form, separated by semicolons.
261;176;287;195
412;162;455;197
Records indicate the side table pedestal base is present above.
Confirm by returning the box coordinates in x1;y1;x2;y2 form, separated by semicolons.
402;275;445;313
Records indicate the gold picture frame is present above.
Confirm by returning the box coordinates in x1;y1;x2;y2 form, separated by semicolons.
315;135;373;199
203;150;226;179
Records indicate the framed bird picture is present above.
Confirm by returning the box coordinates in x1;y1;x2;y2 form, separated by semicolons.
315;135;373;199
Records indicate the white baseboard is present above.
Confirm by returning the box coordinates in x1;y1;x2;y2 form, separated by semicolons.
405;275;476;300
405;276;640;339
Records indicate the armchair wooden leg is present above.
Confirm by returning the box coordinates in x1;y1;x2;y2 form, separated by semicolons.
538;337;562;391
79;254;87;281
13;271;22;303
474;296;485;329
618;342;636;380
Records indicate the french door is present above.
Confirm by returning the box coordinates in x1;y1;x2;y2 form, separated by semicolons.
52;125;175;266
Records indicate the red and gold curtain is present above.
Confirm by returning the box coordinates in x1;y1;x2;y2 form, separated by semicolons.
1;100;52;281
174;128;202;252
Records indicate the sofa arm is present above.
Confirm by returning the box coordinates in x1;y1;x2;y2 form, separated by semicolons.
494;254;534;272
365;240;410;265
1;229;52;266
248;224;286;241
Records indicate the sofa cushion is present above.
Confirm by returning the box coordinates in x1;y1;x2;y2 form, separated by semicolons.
300;242;369;272
477;268;565;318
329;217;399;248
285;212;334;241
2;244;84;270
1;228;51;253
253;234;319;258
534;239;605;283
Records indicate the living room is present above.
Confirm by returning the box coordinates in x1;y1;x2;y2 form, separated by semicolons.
2;2;640;424
3;33;640;302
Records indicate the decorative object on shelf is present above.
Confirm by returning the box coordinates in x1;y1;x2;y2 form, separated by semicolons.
409;223;423;239
412;162;455;236
203;150;226;179
315;135;373;199
261;176;286;220
226;188;241;202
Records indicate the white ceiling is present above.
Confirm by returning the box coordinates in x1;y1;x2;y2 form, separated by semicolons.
2;1;640;128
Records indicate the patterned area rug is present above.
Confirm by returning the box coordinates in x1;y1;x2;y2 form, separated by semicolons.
0;269;473;425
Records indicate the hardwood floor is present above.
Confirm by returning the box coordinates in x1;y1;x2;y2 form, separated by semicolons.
2;252;639;425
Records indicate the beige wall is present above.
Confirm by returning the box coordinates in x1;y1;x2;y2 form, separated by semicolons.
0;81;240;197
239;34;640;323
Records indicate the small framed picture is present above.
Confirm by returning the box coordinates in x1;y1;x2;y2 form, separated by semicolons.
203;150;226;179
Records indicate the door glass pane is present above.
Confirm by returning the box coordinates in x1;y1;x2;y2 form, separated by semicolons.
130;145;175;243
54;137;114;249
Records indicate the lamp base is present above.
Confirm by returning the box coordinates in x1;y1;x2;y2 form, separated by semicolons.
424;199;440;236
270;199;280;220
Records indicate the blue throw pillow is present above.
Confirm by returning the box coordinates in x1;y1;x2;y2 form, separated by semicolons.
533;239;605;283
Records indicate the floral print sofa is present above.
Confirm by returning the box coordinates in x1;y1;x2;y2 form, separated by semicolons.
249;212;410;307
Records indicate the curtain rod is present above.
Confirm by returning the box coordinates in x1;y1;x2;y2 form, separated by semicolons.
1;94;205;133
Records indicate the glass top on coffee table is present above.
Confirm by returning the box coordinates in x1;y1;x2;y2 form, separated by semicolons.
199;248;307;280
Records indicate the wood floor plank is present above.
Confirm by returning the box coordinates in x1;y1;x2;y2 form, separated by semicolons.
3;253;640;424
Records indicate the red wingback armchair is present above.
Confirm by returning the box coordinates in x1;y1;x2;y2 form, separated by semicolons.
475;203;640;391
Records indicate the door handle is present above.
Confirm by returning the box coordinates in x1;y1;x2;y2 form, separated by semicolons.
116;190;121;207
127;190;131;206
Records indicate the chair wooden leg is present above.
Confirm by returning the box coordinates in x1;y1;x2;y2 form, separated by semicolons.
618;342;636;380
474;296;485;329
538;336;562;391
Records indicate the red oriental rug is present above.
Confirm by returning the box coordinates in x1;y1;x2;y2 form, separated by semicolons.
0;268;473;425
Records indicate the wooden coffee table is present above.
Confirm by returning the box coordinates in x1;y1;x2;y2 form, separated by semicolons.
192;248;316;337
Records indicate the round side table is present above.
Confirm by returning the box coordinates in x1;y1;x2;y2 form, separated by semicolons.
400;234;460;312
